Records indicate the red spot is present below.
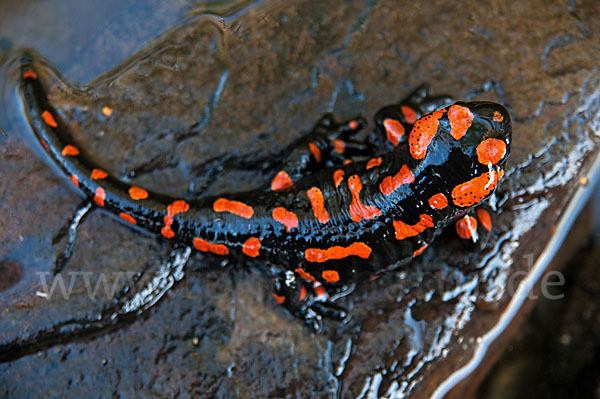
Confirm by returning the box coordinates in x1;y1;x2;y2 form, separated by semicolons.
322;270;340;283
428;193;448;209
69;174;79;188
333;169;344;188
476;138;507;165
242;237;261;257
448;104;474;140
451;171;499;207
383;118;405;146
61;145;79;156
129;186;149;200
476;208;492;231
305;242;372;263
343;159;353;165
94;187;106;207
193;237;229;255
366;157;382;169
308;142;322;163
271;171;293;191
299;285;307;301
332;139;345;154
348;175;381;223
307;187;329;224
408;109;444;159
295;268;316;281
161;200;190;239
401;105;418;124
493;111;504;122
413;244;429;257
370;275;380;281
41;111;58;128
456;216;478;239
23;70;37;79
379;164;415;196
393;214;434;240
213;198;254;219
91;168;108;180
313;282;326;299
273;293;285;304
349;120;359;130
119;212;137;225
272;207;299;232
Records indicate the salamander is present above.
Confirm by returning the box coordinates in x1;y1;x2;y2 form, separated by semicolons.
18;57;511;329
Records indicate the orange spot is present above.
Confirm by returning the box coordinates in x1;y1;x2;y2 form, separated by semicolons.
349;120;359;130
271;171;293;191
476;138;507;165
366;157;382;169
343;159;352;165
162;200;190;239
242;237;261;257
493;111;504;122
332;139;345;154
308;142;322;163
451;170;499;207
299;285;307;301
333;169;344;188
413;244;429;257
193;237;229;255
94;187;106;207
428;193;448;209
69;174;79;188
456;216;478;239
91;168;108;180
161;222;175;239
23;70;37;79
348;175;381;222
497;167;504;180
383;118;405;146
272;207;299;232
313;283;326;299
129;186;149;200
401;105;418;124
41;111;58;128
307;187;329;224
476;208;492;231
305;242;372;263
393;214;434;240
61;145;79;156
322;270;340;283
213;198;254;219
295;268;316;281
119;212;137;225
101;106;113;117
408;109;444;159
379;164;415;195
273;293;285;304
448;104;474;140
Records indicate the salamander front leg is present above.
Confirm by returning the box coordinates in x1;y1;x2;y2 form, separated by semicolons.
454;204;494;251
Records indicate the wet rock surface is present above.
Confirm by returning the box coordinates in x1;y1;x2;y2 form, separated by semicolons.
0;0;599;398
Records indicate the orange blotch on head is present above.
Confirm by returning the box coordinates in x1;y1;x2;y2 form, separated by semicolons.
193;237;229;255
349;120;359;130
408;110;444;159
299;285;307;301
23;70;38;79
271;170;293;191
393;214;434;241
69;174;79;188
413;244;429;257
272;293;285;304
306;187;329;224
476;138;507;165
448;104;474;140
322;270;340;283
383;118;405;146
308;142;322;163
451;170;499;207
213;198;254;219
304;242;372;263
129;186;149;200
91;168;108;180
456;216;478;239
41;110;58;128
101;106;113;117
94;187;106;207
476;208;492;231
493;111;504;122
272;207;299;232
379;164;415;196
242;237;261;257
348;175;381;223
333;169;344;188
401;106;418;124
366;157;382;169
295;268;316;282
428;193;448;209
332;139;345;154
119;212;137;225
61;145;79;156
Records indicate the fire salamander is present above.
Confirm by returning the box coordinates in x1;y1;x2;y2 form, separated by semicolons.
19;58;511;329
